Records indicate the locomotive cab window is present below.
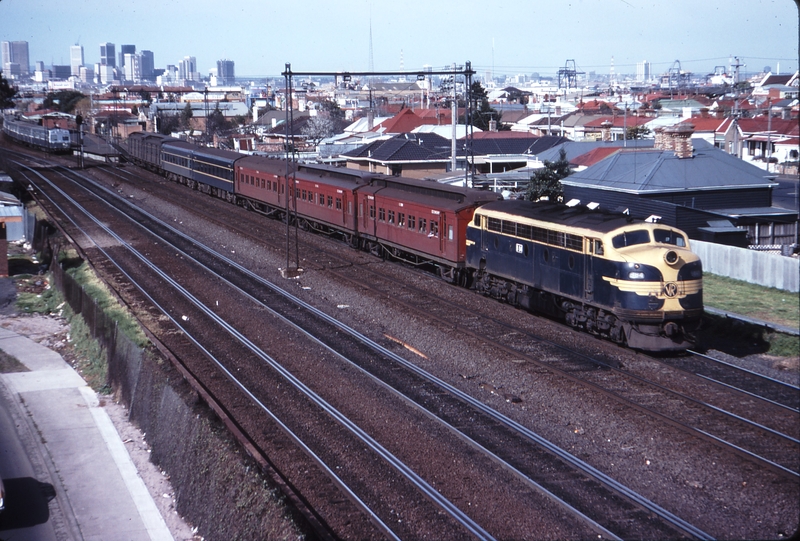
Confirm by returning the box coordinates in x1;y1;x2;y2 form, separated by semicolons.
653;229;686;247
612;229;650;249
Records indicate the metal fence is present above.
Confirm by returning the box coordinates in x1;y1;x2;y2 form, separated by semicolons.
692;239;800;293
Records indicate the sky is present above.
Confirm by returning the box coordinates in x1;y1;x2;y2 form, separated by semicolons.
1;0;797;81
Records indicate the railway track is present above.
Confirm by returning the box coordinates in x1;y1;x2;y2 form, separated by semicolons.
9;155;725;539
6;149;799;538
91;157;800;480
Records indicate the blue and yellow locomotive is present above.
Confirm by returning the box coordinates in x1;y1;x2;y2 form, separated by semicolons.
466;200;703;351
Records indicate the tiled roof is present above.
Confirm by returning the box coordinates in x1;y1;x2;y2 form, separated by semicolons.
583;116;650;128
374;108;440;134
570;147;621;167
677;117;726;132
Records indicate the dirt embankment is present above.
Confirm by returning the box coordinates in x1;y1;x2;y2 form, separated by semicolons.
0;273;306;541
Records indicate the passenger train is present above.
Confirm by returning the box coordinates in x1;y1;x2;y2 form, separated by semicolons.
125;131;703;351
2;115;73;153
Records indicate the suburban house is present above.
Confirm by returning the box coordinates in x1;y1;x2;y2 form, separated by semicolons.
559;125;796;246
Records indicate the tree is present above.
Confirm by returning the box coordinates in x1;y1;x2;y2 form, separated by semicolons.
301;113;336;147
41;90;86;113
157;113;181;135
206;103;230;133
318;99;344;120
0;72;18;109
462;81;504;131
180;102;194;129
525;148;571;202
626;125;651;140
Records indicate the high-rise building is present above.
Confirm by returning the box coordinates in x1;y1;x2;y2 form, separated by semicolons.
179;56;198;81
141;50;154;80
124;53;142;82
636;60;652;83
100;42;116;67
119;44;135;69
70;44;84;76
2;40;30;77
217;59;235;85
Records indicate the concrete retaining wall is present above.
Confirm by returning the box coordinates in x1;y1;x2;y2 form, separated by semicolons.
692;240;799;292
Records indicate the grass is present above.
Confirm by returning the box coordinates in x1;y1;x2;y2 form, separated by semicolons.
701;273;799;359
703;273;799;330
11;253;149;392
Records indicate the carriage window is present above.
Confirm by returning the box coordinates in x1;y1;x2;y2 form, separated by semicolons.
261;179;265;189
653;229;686;247
419;218;427;234
336;197;342;210
327;195;333;208
430;221;439;237
408;215;415;230
388;210;395;224
448;225;453;241
473;214;481;226
302;189;307;200
370;205;375;218
379;208;386;222
612;229;650;248
398;213;405;227
594;240;604;255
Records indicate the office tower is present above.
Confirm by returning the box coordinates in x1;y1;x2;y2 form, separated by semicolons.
119;44;135;69
636;60;651;83
141;50;154;80
217;59;235;85
100;42;116;67
124;53;142;82
70;44;84;76
2;40;30;76
179;56;197;81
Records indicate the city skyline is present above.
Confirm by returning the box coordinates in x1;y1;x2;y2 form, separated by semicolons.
1;0;797;80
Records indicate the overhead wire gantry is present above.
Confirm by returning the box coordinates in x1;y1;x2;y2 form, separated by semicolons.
280;62;477;276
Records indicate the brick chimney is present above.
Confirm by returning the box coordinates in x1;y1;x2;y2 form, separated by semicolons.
663;124;695;158
653;127;670;151
601;120;613;141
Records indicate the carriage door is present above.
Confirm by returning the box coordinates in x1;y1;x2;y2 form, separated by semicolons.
440;212;448;254
584;238;598;301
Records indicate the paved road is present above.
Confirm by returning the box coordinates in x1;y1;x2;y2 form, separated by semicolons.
0;383;60;541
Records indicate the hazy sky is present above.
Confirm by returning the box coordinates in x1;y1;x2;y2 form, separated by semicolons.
2;0;797;80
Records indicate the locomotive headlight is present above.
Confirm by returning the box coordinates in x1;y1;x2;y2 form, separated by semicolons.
628;271;645;280
664;250;679;265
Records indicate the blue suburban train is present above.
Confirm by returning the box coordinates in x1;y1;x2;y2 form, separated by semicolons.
2;115;73;153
